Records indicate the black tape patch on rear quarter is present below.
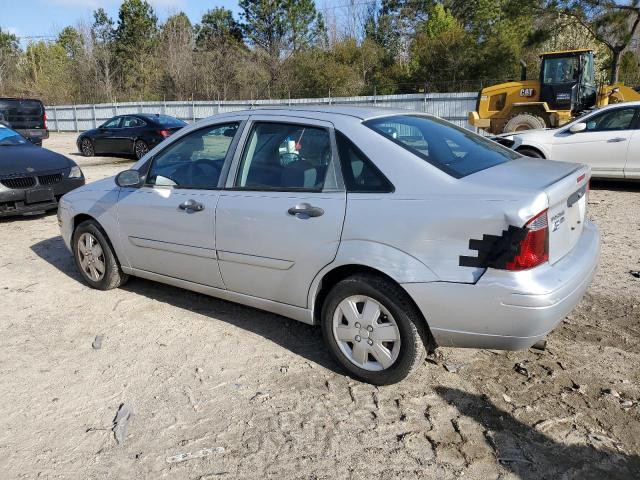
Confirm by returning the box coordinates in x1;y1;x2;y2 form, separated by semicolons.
459;225;528;269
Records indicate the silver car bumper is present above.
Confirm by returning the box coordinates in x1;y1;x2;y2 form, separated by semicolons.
403;220;600;350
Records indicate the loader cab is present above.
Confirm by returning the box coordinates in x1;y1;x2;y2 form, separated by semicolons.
540;50;597;114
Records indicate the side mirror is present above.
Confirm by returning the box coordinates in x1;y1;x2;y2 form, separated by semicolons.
116;170;142;188
569;122;587;134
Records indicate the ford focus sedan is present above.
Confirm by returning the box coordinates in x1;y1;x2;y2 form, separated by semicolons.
58;107;600;384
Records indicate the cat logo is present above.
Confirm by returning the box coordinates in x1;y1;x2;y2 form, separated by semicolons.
519;88;535;97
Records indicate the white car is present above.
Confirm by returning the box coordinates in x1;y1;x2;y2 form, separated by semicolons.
496;101;640;179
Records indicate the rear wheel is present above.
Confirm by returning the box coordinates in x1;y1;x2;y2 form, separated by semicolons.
503;113;547;133
321;274;427;385
134;139;149;159
72;220;128;290
80;138;94;157
517;147;545;158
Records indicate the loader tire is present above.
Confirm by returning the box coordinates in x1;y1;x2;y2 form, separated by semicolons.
503;113;547;133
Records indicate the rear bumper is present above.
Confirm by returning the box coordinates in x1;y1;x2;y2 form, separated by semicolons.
16;128;49;144
0;177;85;217
403;220;600;350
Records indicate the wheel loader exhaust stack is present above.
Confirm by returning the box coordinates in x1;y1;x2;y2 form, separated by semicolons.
469;49;640;134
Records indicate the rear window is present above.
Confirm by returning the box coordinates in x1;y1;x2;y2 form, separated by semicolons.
0;99;44;116
364;115;519;178
145;115;186;128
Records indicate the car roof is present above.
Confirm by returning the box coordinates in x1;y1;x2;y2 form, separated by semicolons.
202;106;424;122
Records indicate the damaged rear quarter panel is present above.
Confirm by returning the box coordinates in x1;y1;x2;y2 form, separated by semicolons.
341;190;547;284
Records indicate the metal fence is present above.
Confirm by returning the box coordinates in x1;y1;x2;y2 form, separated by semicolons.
46;92;478;132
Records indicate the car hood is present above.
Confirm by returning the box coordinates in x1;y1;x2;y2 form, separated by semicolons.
0;144;74;176
496;128;554;140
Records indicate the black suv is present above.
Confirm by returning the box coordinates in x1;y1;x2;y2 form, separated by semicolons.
0;98;49;146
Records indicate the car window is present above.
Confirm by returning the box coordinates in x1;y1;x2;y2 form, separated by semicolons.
336;131;393;193
122;116;145;128
155;115;187;128
365;115;519;178
103;117;121;129
146;122;239;189
585;108;637;131
235;122;332;191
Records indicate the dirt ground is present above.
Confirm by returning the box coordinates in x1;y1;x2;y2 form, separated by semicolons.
0;132;639;480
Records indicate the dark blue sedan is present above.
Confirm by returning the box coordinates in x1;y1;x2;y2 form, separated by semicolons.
77;114;187;159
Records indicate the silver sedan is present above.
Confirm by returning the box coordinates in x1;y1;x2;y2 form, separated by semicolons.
58;107;600;384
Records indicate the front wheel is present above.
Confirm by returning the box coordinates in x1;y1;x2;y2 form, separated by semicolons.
72;220;128;290
321;274;427;385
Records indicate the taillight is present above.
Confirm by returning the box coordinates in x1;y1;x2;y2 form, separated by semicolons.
506;210;549;271
158;129;170;138
43;113;47;129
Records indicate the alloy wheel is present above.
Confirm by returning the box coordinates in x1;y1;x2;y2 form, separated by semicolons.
135;141;149;159
77;233;106;282
81;139;94;156
332;295;401;371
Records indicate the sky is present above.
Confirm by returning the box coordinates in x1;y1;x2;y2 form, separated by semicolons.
2;0;244;43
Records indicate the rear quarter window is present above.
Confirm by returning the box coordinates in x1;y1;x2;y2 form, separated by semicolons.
364;115;519;178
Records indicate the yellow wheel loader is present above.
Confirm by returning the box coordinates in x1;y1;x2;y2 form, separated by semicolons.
468;49;640;134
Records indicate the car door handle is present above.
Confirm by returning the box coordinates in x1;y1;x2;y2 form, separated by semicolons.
287;203;324;218
178;199;205;212
607;137;626;143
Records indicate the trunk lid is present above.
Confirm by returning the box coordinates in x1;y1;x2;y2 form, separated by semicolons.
469;157;590;265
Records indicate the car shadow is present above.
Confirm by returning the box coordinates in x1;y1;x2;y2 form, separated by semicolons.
30;235;342;375
436;386;640;479
0;210;57;224
590;179;640;192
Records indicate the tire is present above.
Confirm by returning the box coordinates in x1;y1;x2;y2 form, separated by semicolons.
134;139;149;160
80;138;94;157
503;113;547;133
321;273;428;385
72;220;128;290
517;147;545;159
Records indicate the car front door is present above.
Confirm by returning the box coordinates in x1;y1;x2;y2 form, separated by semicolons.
115;120;244;288
551;107;639;178
624;119;640;179
215;116;346;308
93;116;123;154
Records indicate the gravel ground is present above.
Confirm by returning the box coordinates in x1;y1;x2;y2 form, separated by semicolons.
0;133;639;479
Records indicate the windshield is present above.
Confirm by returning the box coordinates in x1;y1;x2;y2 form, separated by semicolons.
543;56;580;84
0;126;28;146
364;115;519;178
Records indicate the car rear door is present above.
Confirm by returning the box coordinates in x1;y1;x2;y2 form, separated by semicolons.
119;116;144;154
215;115;346;308
551;107;638;178
116;119;245;287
